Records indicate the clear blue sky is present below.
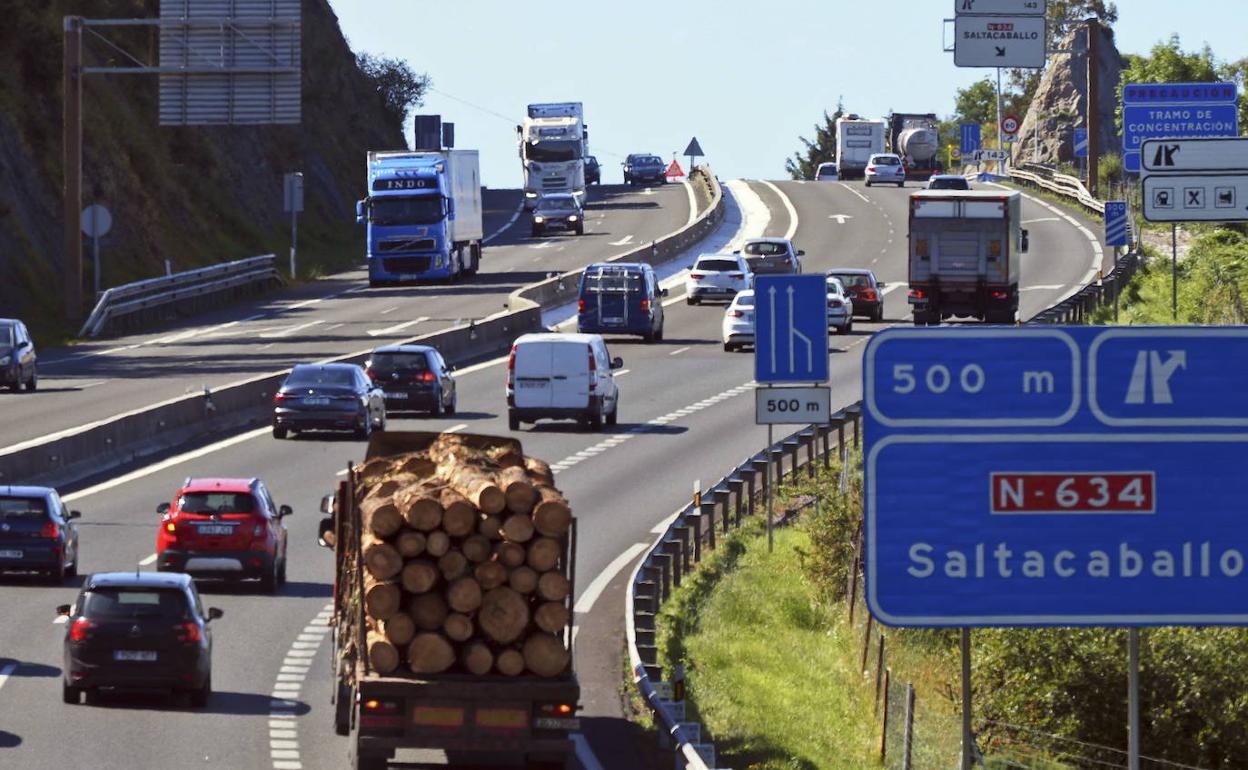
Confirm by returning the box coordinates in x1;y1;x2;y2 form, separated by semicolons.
327;0;1245;187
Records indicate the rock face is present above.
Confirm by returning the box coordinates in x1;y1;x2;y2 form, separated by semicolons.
1014;22;1124;166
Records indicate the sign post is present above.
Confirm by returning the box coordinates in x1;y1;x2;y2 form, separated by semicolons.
284;172;304;279
81;203;112;298
682;136;704;178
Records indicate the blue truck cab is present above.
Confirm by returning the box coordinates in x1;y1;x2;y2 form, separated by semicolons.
576;263;667;342
357;150;484;286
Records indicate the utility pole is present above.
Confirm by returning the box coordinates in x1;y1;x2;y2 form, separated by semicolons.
1086;17;1100;197
63;16;84;321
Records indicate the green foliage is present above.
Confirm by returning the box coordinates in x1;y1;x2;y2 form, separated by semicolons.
1116;35;1221;132
1217;57;1248;132
954;78;999;127
1097;151;1123;190
1120;228;1248;325
356;53;431;125
785;99;845;180
791;454;862;606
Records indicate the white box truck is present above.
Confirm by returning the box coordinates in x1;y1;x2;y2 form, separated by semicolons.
518;103;588;208
835;115;886;180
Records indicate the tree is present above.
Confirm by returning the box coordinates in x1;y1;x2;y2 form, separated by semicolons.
1217;57;1248;131
954;78;999;127
356;53;431;126
1116;36;1221;130
785;100;846;180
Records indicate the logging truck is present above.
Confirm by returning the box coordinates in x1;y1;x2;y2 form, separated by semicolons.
317;431;580;770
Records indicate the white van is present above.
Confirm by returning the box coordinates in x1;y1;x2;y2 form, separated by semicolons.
506;332;622;431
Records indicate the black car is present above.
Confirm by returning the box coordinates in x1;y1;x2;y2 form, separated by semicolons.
623;153;667;186
272;363;386;440
0;318;37;392
0;486;80;582
585;155;601;185
826;268;887;322
531;193;584;236
59;571;221;706
365;345;457;415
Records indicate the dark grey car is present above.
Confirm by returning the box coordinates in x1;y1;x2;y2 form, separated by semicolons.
365;345;457;415
623;153;666;186
531;193;585;236
0;486;80;582
272;363;386;440
0;318;37;392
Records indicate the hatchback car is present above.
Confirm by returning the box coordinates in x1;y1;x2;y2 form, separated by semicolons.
738;238;803;275
623;154;667;186
273;363;386;439
577;262;667;342
531;193;584;236
814;162;838;181
927;174;971;190
826;268;886;322
585;155;601;185
721;290;756;352
864;153;906;187
0;318;37;392
826;276;854;335
366;345;456;415
0;486;80;582
685;253;752;305
156;477;291;592
59;571;221;706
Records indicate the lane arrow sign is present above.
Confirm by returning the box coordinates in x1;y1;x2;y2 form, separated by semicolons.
828;214;854;224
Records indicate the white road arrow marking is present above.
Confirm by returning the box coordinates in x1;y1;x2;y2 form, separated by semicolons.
768;286;778;373
828;214;854;224
608;234;635;246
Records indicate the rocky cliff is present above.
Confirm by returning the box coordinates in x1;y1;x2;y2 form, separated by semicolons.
0;0;406;335
1014;23;1124;166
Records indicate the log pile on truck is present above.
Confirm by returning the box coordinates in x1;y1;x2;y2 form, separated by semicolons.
348;433;574;679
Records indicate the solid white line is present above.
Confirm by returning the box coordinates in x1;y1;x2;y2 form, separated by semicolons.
668;346;691;356
682;178;698;228
838;181;871;203
574;543;648;615
608;234;635;247
259;320;323;339
761;180;800;241
652;508;683;534
452;354;509;377
444;423;469;433
367;315;429;337
139;553;158;566
0;663;16;692
482;199;525;244
613;369;630;377
1023;217;1062;224
63;427;270;502
882;284;905;295
379;306;399;315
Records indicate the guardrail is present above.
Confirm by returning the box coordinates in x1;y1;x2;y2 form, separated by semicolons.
78;253;284;338
1007;162;1105;218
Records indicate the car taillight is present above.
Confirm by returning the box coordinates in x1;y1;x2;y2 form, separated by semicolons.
728;310;743;318
577;299;586;314
69;618;94;642
728;272;743;278
827;299;843;308
506;345;517;390
40;521;59;539
689;273;704;280
862;289;877;301
418;371;436;382
273;391;288;403
587;345;597;391
909;289;926;299
164;520;177;533
174;622;201;644
639;299;650;315
992;290;1009;299
867;166;876;172
365;369;376;380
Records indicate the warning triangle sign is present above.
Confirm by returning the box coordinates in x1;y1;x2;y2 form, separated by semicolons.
683;137;704;157
665;160;685;178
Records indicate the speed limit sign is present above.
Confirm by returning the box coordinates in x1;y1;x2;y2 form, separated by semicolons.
1001;114;1021;136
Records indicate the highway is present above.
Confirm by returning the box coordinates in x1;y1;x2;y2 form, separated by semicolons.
0;177;1111;769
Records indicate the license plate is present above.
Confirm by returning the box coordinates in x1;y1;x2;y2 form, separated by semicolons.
384;392;407;399
517;380;548;388
304;397;330;406
603;317;624;324
114;650;157;662
0;550;22;559
197;525;233;536
907;296;924;304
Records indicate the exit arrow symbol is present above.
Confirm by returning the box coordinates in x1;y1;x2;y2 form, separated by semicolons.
828;214;854;224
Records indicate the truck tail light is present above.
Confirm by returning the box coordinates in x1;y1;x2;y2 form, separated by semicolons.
909;289;926;299
577;299;586;314
587;345;597;391
506;345;517;391
639;299;651;315
989;240;1002;257
69;618;95;642
362;698;405;729
539;702;576;716
992;290;1009;299
916;239;930;258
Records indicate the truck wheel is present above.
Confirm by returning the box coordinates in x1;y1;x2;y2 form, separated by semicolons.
333;682;352;736
575;223;584;235
508;410;520;431
273;425;287;440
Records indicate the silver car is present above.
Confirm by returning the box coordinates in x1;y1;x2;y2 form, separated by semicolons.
738;238;803;275
864;153;906;187
826;276;854;335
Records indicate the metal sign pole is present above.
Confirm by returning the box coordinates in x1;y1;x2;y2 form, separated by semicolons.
766;421;774;553
1128;628;1140;770
92;232;101;298
961;628;973;770
63;16;84;321
1171;224;1178;320
290;208;298;279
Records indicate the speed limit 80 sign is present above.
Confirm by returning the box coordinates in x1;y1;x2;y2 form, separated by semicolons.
755;386;831;425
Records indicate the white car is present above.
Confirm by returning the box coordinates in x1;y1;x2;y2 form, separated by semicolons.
864;153;906;187
826;276;854;335
814;162;838;181
506;332;622;431
685;253;752;305
721;290;756;352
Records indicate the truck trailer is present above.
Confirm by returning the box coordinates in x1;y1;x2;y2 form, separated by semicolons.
519;103;588;208
357;150;484;286
319;431;580;770
835;115;887;180
888;113;942;182
906;190;1028;325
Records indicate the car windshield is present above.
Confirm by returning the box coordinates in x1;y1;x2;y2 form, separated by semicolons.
638;156;662;165
286;367;355;387
370;196;444;226
744;242;788;256
525;140;580;162
827;279;845;295
830;273;871;288
0;326;13;347
583;271;644;293
178;492;254;514
930;177;969;189
733;294;756;308
874;156;901;166
0;496;48;519
695;258;740;272
371;352;430;371
539;197;577;210
82;589;191;621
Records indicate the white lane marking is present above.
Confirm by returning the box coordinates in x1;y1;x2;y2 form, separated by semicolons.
325;323;344;331
760;180;800;241
987;181;1104;291
367;315;429;337
451;354;509;377
882;284;905;295
574;543;649;615
379;306;399;315
445;423;469;433
724;180;773;253
75;380;108;389
573;733;608;770
529;240;555;250
1022;217;1061;224
652;507;683;534
838;181;871;203
682;178;697;228
139;553;158;566
1021;284;1067;292
63;427;270;502
288;297;325;310
54;615;68;625
608;234;635;247
482;199;526;244
259;320;323;339
668;346;691;356
0;663;15;692
266;602;333;770
613;369;631;377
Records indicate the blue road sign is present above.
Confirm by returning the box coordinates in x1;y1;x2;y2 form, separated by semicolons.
753;275;829;384
1122;82;1239;173
864;326;1248;627
1104;200;1129;247
960;123;981;156
1073;127;1088;158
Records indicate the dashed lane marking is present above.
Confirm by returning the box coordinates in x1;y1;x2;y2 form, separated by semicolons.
267;603;333;770
367;315;429;337
668;346;690;356
482;199;526;245
838;182;871;203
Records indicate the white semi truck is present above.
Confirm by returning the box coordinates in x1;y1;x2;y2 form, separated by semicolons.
835;115;887;180
518;102;588;208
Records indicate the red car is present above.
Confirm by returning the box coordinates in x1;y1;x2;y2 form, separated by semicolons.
156;478;291;593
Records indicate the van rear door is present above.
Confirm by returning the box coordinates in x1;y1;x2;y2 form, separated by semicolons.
550;341;591;409
513;342;554;409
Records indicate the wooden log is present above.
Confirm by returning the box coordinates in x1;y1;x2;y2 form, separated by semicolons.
523;632;571;678
380;613;416;646
461;534;492;564
534;602;571;635
501;513;535;544
499;465;537;514
425;530;451;557
400;487;443;532
474;560;508;591
477;587;530;644
488;445;526;469
440;488;477;536
364;575;401;620
362;534;403;581
537;571;571;602
508;566;538;595
358;456;399;483
461;640;495;676
532;487;572;537
496;647;525;677
396;530;427;558
478;513;504;541
524;457;555;487
437;550;469;582
398;454;436;478
447;576;483;613
368;473;418;500
361;496;403;538
442;612;474;642
367;629;400;674
444;466;506;514
527;537;562;572
408;632;455;674
401;559;439;594
408;592;449;631
495;541;526;568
